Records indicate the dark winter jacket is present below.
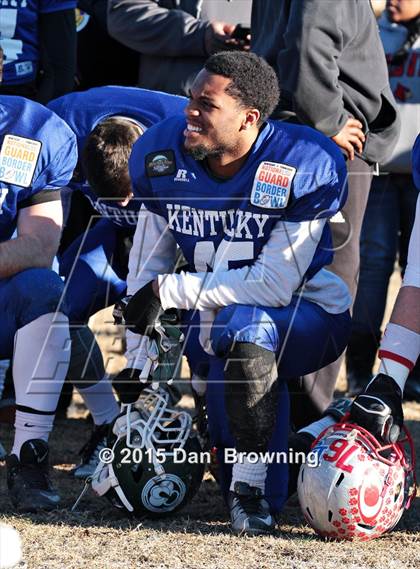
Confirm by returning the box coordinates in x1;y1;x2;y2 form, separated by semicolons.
251;0;401;164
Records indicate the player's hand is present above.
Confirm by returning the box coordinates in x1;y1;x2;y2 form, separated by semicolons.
113;367;145;404
112;311;184;402
205;21;236;54
350;373;404;443
331;118;365;161
121;281;162;335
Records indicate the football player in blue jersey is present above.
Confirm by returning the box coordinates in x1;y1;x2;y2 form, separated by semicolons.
46;86;187;478
0;95;77;511
0;0;76;102
116;52;352;535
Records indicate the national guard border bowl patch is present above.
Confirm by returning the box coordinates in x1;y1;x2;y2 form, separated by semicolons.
145;150;176;178
0;134;41;188
250;161;296;209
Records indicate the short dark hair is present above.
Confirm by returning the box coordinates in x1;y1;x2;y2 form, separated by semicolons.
204;51;280;123
82;117;142;199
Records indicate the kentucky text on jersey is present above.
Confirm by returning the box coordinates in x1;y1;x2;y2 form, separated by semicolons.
129;117;349;286
166;204;269;239
85;193;139;226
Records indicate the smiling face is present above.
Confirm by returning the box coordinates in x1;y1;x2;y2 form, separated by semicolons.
387;0;420;22
183;69;259;165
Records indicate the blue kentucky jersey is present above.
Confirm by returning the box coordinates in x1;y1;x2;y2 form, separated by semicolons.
129;117;348;279
48;86;187;228
0;0;76;85
0;96;77;242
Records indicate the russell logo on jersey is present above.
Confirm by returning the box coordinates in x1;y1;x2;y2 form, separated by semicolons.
173;169;198;183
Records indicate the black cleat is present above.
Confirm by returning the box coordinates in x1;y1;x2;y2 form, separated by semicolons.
228;482;275;536
6;439;60;512
72;423;110;479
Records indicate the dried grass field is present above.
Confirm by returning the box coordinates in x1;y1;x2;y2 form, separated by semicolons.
0;270;419;569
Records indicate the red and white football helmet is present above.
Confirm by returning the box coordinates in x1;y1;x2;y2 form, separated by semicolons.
297;422;416;541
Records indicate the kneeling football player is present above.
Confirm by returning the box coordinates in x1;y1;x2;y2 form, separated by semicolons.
46;87;187;478
115;52;352;535
0;95;77;511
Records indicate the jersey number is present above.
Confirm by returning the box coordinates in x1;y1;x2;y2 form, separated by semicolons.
0;9;23;64
194;239;254;272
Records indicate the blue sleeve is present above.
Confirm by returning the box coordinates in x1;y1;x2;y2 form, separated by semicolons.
283;133;348;222
40;0;77;14
286;163;348;222
33;130;78;192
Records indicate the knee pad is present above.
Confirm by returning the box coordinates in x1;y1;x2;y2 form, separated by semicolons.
210;304;279;358
224;342;279;453
12;268;67;327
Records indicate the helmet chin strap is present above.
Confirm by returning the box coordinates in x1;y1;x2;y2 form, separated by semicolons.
71;456;114;512
108;462;134;512
81;459;135;513
73;430;137;513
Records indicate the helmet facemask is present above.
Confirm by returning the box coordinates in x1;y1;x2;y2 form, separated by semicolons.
92;387;204;517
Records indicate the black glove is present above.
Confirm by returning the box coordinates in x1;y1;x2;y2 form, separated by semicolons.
350;373;404;443
114;281;162;335
112;368;145;404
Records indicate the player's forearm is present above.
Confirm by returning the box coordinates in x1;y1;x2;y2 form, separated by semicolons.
378;296;420;393
0;234;55;278
389;287;420;335
158;266;286;310
158;219;326;311
377;191;420;389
